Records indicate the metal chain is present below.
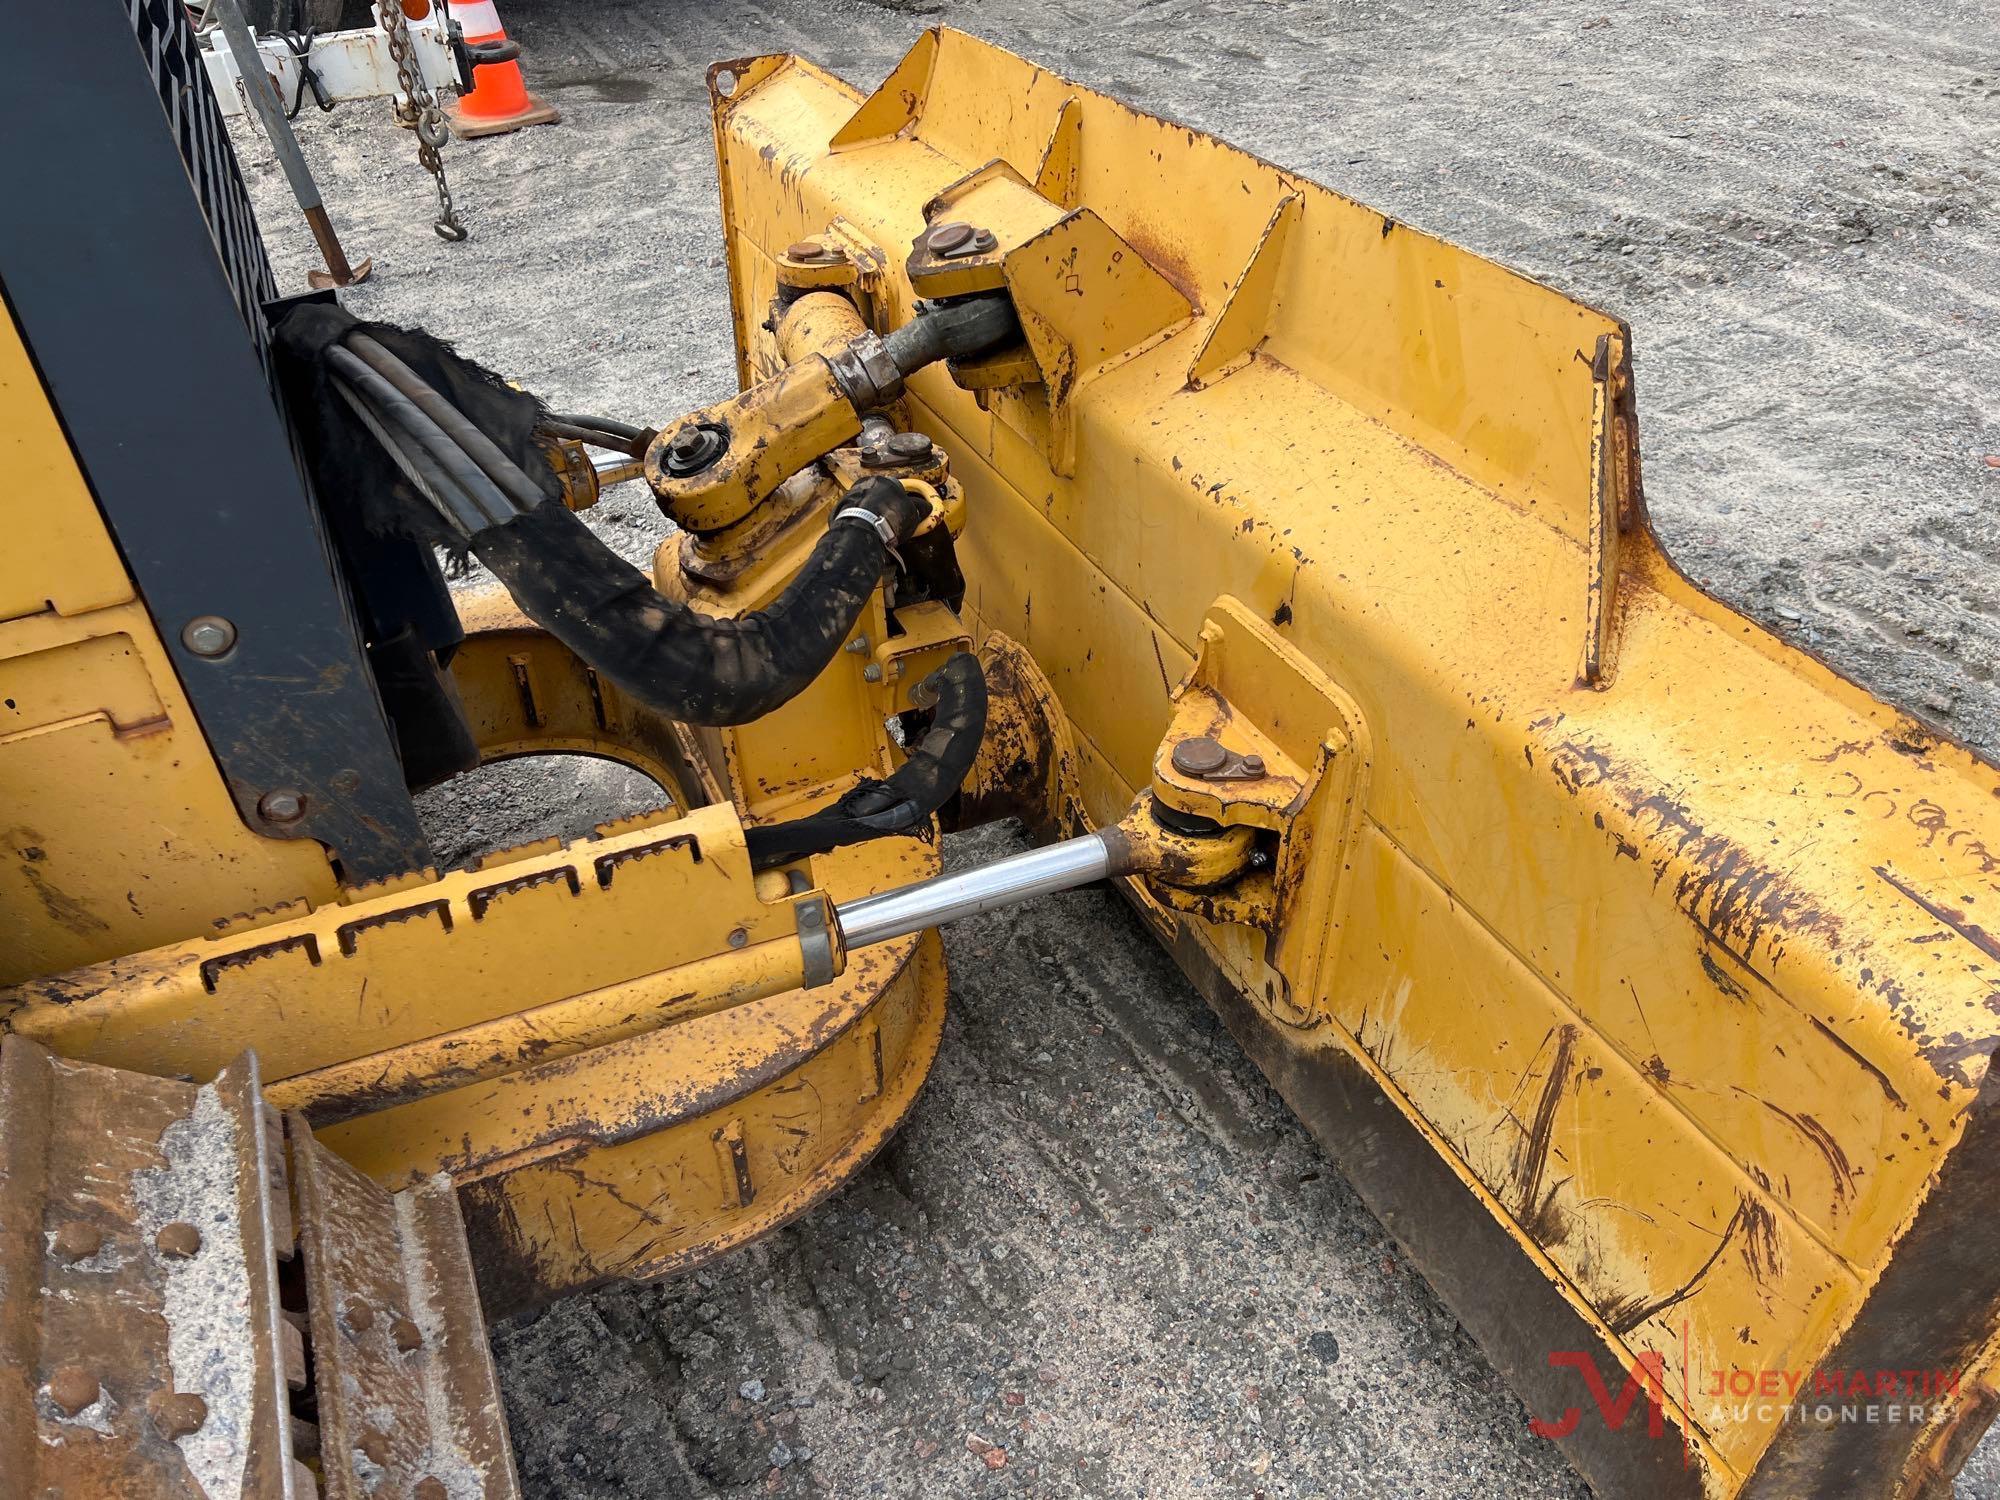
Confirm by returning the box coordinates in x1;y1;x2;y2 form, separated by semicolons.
374;0;467;241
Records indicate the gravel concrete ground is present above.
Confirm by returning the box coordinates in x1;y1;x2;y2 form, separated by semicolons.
231;1;1999;1493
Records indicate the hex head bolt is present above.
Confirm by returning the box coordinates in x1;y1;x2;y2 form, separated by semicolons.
181;616;238;657
258;789;306;825
664;422;729;477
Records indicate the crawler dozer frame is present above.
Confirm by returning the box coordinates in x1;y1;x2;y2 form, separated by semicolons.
5;10;2000;1499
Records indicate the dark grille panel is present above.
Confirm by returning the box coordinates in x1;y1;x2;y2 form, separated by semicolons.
125;0;279;358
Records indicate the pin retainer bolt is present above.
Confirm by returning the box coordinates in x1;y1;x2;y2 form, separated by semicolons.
1170;736;1230;777
664;421;730;478
861;431;936;469
925;221;973;254
925;221;997;259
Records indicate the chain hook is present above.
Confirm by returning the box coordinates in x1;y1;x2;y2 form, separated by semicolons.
372;0;466;241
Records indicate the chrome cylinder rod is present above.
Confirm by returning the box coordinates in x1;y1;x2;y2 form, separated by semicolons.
834;831;1126;951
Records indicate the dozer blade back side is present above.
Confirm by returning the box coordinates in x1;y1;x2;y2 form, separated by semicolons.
702;28;2000;1497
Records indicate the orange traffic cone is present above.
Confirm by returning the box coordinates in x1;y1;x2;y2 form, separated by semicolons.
444;0;559;139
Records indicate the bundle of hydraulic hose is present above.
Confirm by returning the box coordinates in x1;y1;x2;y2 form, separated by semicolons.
273;303;987;862
276;305;929;727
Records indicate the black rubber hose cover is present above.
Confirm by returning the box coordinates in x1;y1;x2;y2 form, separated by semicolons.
744;651;988;869
469;476;922;726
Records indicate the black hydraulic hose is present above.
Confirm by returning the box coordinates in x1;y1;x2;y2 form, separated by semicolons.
324;346;516;528
330;380;492;537
540;420;648;458
743;652;988;870
548;412;649;443
346;333;553;514
470;476;926;726
285;304;926;728
882;294;1019;372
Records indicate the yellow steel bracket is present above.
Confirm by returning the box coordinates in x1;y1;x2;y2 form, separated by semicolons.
905;163;1031;298
1187;192;1302;390
824;29;939;149
773;234;863;294
644;354;860;535
906;161;1195;474
0;799;832;1114
1005;209;1195;474
867;596;974;716
1146;596;1371;1027
771;220;900;343
540;433;605;511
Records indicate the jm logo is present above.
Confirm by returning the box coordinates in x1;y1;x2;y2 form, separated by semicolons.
1531;1351;1669;1441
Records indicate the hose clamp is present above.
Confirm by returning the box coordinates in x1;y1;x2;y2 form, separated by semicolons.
832;505;906;573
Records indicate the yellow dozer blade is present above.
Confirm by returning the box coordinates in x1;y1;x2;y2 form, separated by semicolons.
702;29;2000;1497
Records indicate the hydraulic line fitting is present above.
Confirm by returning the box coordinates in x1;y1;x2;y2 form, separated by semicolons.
645;292;1018;535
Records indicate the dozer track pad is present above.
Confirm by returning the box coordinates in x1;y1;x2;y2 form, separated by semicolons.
291;1118;518;1500
0;1035;518;1499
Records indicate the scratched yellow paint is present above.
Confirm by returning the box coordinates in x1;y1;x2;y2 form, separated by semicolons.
328;932;944;1302
714;30;2000;1493
1336;824;1855;1480
3;265;960;1316
0;311;338;982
